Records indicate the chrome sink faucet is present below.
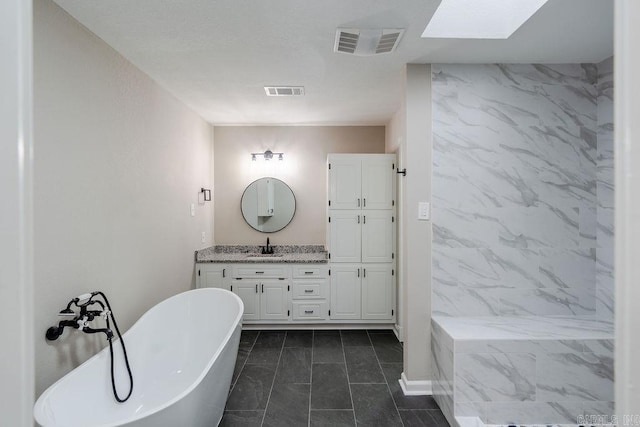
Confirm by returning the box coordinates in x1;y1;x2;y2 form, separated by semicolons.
261;237;274;254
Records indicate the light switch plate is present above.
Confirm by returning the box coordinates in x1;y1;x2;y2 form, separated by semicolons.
418;202;430;220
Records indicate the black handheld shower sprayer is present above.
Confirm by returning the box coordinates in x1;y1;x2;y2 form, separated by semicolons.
45;291;134;403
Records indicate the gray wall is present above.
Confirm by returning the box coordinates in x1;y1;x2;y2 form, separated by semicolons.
431;62;613;318
34;0;214;394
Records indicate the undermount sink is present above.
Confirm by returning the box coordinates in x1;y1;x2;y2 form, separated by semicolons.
245;254;283;260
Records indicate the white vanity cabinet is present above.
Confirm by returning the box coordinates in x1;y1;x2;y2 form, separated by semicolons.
196;264;231;290
329;264;394;321
231;265;290;322
361;264;394;320
328;154;395;210
291;265;329;321
329;264;361;320
329;210;394;263
327;153;396;324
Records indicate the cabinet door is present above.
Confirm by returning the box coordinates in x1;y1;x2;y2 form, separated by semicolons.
329;210;361;263
362;156;394;210
231;281;260;321
196;264;230;290
260;281;289;320
328;156;362;209
330;265;361;320
361;210;394;263
361;264;393;320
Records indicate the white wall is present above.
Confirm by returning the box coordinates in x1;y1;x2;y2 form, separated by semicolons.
402;64;432;385
0;0;34;423
213;126;384;245
33;0;214;395
386;72;407;340
615;0;640;419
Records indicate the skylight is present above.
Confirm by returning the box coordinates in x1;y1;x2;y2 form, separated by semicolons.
422;0;549;39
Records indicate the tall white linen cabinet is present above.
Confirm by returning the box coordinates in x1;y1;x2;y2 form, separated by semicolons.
327;154;397;323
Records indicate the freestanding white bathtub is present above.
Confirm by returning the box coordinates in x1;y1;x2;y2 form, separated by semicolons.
34;288;243;427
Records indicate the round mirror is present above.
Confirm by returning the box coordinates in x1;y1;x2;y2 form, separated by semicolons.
241;177;296;233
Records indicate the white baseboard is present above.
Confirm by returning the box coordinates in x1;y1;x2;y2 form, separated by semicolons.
393;324;403;342
399;372;432;396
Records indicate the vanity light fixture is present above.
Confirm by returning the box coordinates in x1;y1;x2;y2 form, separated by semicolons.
251;149;284;161
200;188;211;202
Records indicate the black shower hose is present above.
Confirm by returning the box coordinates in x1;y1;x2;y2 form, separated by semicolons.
97;291;134;403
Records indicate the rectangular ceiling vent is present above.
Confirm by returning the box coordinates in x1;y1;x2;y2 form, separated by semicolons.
264;86;305;96
334;28;405;56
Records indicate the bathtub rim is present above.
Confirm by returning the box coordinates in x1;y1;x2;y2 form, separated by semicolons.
34;287;244;427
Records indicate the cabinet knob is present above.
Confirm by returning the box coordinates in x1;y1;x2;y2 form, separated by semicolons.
304;310;314;314
304;289;314;293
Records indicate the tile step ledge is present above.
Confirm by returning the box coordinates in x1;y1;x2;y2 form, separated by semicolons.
455;416;613;427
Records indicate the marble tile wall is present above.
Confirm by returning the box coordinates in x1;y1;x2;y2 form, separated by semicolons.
455;338;614;424
431;317;614;425
432;63;614;317
432;320;455;426
596;57;614;321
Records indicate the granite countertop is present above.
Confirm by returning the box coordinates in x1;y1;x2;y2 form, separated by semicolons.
195;245;328;264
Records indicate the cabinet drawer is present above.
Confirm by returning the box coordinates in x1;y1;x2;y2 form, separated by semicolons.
292;280;328;300
292;265;328;278
292;302;328;320
233;265;288;278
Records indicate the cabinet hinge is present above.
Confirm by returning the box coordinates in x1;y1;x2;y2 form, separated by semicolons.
392;309;394;316
198;270;200;276
328;269;331;276
329;200;331;207
392;253;395;259
329;309;331;316
392;163;395;169
230;285;233;291
329;163;331;170
288;310;290;316
287;285;290;291
329;216;331;223
392;200;395;207
392;269;395;276
328;252;331;259
392;216;395;222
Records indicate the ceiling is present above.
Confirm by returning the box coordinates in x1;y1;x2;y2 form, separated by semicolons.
52;0;613;126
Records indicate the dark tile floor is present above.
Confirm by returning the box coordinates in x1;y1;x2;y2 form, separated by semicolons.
221;329;450;427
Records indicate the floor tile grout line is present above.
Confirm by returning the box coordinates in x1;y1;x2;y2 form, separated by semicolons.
339;330;358;426
368;329;406;427
308;329;314;427
229;332;258;394
259;331;286;427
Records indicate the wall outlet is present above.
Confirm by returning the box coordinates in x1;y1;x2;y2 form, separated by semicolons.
201;231;206;243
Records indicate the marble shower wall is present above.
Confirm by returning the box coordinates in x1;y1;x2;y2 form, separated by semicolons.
596;57;614;321
432;63;613;317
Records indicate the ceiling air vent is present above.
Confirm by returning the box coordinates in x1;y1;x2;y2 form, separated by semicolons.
334;28;405;56
264;86;305;97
